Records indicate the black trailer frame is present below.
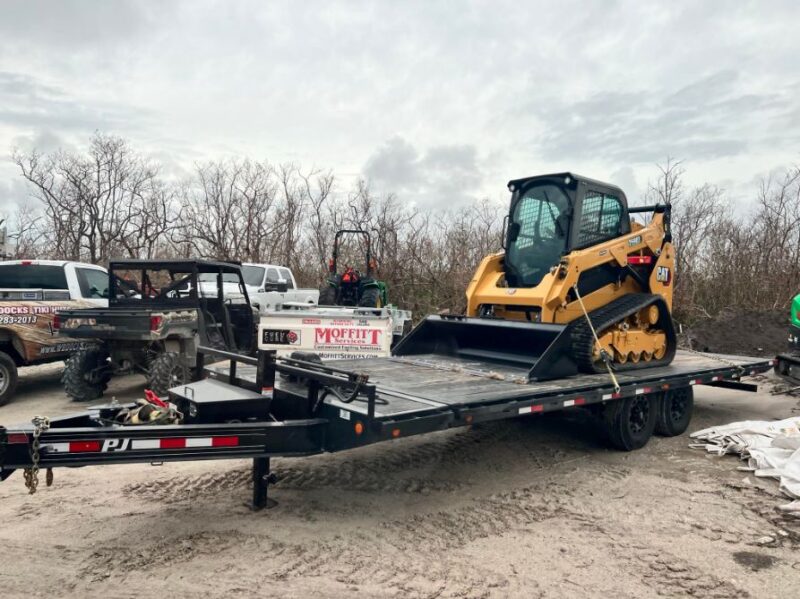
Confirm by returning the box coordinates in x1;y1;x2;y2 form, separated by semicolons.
0;346;775;509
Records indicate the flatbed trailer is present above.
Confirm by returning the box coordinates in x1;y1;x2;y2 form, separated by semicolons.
0;346;774;510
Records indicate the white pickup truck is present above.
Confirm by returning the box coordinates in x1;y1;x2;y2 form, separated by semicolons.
240;263;319;313
0;259;108;405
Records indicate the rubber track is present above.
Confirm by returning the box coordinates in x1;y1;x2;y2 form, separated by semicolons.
571;293;676;374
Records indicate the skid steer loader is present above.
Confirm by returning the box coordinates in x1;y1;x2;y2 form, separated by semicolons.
393;172;677;381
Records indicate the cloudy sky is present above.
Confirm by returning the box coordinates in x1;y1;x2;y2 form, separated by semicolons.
1;0;799;213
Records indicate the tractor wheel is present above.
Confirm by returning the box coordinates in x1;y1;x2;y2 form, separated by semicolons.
0;350;19;407
602;393;657;451
62;348;110;402
655;387;694;437
319;286;337;306
146;352;188;396
358;287;382;308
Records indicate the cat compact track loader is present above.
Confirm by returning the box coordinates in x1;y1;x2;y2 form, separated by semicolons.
394;172;677;381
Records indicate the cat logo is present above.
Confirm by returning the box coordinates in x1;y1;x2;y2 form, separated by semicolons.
656;266;671;285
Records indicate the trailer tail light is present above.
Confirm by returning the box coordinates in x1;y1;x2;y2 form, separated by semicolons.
53;314;61;330
149;315;163;331
627;255;653;265
7;433;28;444
20;260;33;266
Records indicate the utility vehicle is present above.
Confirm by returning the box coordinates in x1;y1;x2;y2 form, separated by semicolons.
57;259;255;400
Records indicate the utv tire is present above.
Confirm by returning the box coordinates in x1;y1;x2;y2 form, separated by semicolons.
602;393;657;451
655;387;694;437
0;350;19;407
63;348;109;402
319;286;337;306
147;352;188;396
358;287;382;308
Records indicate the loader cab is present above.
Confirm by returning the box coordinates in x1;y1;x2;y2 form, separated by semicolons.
504;173;630;287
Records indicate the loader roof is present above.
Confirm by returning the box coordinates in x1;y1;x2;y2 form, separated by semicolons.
506;172;627;200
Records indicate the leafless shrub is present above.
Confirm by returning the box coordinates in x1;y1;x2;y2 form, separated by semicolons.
8;134;798;322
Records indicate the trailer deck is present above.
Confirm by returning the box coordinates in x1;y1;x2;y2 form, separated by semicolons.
209;350;771;420
0;347;776;509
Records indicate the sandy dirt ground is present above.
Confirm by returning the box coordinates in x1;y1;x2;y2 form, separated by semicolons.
1;363;799;598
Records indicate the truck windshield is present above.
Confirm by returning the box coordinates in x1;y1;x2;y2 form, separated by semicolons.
241;266;265;287
505;182;571;287
0;264;69;289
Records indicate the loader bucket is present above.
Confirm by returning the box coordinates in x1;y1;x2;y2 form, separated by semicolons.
392;315;578;381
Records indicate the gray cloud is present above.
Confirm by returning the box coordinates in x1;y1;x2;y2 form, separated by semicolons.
525;69;793;165
0;0;799;209
0;72;153;133
364;136;482;208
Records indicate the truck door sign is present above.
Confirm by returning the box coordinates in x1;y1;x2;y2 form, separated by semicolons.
656;266;671;285
102;438;131;452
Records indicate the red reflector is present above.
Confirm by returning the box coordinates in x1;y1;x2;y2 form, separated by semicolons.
53;314;61;330
69;441;101;452
531;405;544;413
21;260;33;266
160;438;186;449
149;315;163;331
7;433;28;444
574;397;586;406
212;436;239;447
627;255;653;265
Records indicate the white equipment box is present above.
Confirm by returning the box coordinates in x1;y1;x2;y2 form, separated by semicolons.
258;304;412;360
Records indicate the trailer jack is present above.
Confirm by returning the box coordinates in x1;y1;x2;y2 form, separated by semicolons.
251;457;278;510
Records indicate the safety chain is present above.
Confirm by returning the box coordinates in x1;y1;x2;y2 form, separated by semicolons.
22;415;51;495
679;344;746;375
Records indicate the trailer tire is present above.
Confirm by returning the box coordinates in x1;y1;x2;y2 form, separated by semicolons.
319;286;337;306
63;348;109;402
358;287;382;308
655;387;694;437
603;393;657;451
0;350;19;407
146;352;187;396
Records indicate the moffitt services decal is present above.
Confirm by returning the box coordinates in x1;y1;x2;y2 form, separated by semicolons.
314;327;382;348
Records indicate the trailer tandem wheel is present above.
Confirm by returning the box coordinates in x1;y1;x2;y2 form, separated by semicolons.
655;387;694;437
602;393;658;451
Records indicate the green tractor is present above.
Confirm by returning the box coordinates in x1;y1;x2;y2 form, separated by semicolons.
319;229;388;308
775;292;800;386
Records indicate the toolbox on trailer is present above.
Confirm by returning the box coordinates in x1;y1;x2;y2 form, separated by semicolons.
0;345;776;509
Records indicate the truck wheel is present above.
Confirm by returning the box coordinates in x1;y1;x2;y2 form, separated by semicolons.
0;350;19;407
147;352;187;396
319;286;337;306
655;388;694;437
603;393;657;451
63;348;109;402
358;287;382;308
